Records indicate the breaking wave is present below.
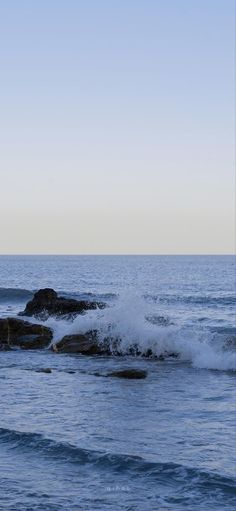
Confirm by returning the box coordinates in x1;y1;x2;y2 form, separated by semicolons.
44;292;236;372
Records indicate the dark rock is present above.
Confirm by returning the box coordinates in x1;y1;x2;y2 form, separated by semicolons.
223;336;236;351
100;337;179;360
141;348;153;358
19;288;105;318
0;318;53;350
141;349;179;360
36;368;52;373
0;343;12;351
52;331;105;355
146;314;172;326
107;369;147;379
165;351;179;358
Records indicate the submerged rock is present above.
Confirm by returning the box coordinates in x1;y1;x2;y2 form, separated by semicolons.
107;369;147;379
223;336;236;351
52;331;106;355
0;318;53;350
36;368;53;374
19;288;105;318
146;314;172;326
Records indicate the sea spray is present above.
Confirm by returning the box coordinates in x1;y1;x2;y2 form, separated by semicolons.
43;291;236;371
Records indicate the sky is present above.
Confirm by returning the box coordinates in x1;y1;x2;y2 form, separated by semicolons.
0;0;235;254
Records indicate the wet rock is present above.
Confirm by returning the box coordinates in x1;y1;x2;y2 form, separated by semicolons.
53;331;106;355
146;314;172;326
0;343;12;351
223;336;236;351
36;368;52;373
107;369;147;379
101;338;179;360
19;288;105;318
52;328;179;360
141;349;179;360
0;318;53;350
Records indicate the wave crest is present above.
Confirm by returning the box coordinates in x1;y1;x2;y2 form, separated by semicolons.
0;288;33;302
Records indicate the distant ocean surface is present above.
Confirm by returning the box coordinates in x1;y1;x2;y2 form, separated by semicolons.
0;255;235;510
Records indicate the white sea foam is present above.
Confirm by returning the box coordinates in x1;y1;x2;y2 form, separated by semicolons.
45;291;236;372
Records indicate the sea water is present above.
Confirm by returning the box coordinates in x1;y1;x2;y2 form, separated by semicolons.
0;255;235;510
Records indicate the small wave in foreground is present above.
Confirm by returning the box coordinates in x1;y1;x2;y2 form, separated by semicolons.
0;427;235;498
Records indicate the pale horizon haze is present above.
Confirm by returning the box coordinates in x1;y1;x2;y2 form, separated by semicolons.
0;0;235;255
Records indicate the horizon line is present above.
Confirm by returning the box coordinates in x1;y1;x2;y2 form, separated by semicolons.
0;253;235;257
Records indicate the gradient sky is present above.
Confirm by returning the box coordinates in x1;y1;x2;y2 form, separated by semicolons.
0;0;235;254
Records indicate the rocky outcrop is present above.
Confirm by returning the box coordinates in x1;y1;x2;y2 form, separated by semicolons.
0;318;53;350
19;288;105;318
107;369;147;379
52;331;106;355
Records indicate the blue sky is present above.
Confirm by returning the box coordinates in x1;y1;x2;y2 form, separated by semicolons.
0;0;235;253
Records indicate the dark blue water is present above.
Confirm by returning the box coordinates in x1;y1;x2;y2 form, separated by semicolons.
0;255;235;510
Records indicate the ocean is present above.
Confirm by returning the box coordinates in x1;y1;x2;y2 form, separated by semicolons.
0;255;235;510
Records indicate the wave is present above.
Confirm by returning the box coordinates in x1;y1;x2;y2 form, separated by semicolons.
0;287;116;304
2;287;235;307
60;291;117;301
0;288;33;302
0;426;235;496
1;288;235;371
62;291;236;307
1;287;235;307
145;293;236;306
45;292;236;372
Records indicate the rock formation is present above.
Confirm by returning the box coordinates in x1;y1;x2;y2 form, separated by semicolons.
19;288;105;317
0;318;53;350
